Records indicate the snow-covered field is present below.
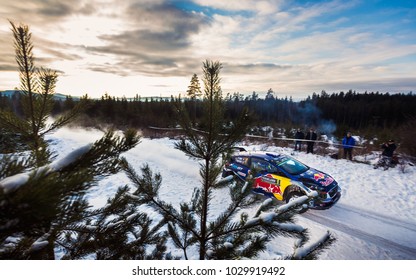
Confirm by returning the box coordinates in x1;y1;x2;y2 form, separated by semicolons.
46;126;416;260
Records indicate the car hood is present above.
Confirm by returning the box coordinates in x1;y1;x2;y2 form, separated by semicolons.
298;168;336;190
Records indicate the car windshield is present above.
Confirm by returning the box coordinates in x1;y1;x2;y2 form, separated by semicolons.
272;156;309;175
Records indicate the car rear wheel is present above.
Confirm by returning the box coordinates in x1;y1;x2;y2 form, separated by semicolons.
285;191;308;213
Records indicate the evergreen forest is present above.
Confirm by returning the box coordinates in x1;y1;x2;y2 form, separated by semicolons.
2;88;415;158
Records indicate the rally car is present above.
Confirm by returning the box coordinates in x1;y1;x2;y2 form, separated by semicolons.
222;150;341;210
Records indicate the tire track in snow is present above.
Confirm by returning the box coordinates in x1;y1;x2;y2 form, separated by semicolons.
335;204;416;232
303;205;416;259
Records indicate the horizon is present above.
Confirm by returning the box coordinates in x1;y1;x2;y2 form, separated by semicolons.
2;88;412;102
1;0;415;99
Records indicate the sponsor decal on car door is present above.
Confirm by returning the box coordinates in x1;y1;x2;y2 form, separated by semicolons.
255;174;291;201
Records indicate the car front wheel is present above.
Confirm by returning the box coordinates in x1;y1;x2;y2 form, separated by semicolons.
285;191;308;213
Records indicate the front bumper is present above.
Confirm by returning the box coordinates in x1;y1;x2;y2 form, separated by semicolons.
309;186;341;210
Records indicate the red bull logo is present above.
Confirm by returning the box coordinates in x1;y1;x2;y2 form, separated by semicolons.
255;175;282;195
313;173;334;186
314;173;325;181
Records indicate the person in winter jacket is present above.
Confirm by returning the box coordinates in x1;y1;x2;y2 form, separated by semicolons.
342;132;356;160
374;140;397;170
305;128;317;154
294;128;304;151
381;140;397;158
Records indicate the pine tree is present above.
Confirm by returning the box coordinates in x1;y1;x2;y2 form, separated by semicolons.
123;60;334;260
0;22;170;260
0;130;143;259
186;73;202;100
56;160;176;260
186;73;202;125
0;21;87;166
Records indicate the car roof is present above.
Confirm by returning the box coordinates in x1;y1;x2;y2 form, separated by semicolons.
233;151;284;161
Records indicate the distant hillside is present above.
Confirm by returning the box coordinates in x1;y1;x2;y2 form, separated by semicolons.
0;90;79;100
0;90;17;97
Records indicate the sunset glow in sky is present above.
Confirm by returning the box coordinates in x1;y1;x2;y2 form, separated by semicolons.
1;0;415;99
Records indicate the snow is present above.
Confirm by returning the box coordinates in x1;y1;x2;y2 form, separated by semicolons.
273;222;305;233
223;242;233;249
293;231;331;259
258;212;276;223
29;233;50;252
0;142;92;194
49;143;93;171
215;175;234;185
0;172;31;194
275;193;310;213
43;126;416;260
29;240;49;252
0;165;51;194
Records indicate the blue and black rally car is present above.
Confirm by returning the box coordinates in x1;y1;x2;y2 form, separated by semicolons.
222;150;341;210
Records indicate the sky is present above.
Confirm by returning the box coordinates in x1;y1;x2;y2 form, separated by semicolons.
0;0;415;100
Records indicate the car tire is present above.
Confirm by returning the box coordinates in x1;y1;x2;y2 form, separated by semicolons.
285;191;308;213
222;170;233;178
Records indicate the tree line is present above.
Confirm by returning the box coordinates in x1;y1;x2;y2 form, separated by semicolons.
2;88;415;135
306;90;416;132
3;88;416;161
3;83;416;161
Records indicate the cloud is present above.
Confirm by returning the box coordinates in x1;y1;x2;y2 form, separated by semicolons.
35;1;77;17
0;30;16;71
85;53;202;78
224;62;293;75
193;0;283;15
1;0;91;25
3;0;211;77
123;1;210;50
0;64;16;72
71;1;211;77
315;77;416;94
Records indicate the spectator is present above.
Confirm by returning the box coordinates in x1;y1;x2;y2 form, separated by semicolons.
305;128;317;154
374;139;397;170
294;128;304;151
342;132;356;160
381;139;397;158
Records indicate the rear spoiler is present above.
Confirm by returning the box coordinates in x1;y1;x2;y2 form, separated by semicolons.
232;147;247;152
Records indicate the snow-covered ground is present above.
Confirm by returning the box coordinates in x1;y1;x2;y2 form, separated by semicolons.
46;126;416;260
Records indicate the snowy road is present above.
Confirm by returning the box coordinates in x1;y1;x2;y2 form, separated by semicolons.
302;205;416;259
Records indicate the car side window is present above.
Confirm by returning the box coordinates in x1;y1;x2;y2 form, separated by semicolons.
233;156;249;167
251;158;278;173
